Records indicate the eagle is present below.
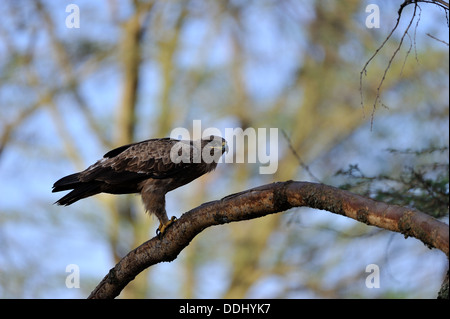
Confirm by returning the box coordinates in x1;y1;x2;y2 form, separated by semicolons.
52;135;228;236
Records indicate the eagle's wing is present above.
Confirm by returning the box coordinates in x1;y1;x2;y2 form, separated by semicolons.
80;138;195;183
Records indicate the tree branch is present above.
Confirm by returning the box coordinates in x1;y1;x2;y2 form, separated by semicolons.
88;181;449;299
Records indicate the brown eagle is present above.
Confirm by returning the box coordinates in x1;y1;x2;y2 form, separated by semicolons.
52;135;228;235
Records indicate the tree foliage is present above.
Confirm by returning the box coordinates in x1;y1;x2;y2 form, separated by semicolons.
336;147;449;218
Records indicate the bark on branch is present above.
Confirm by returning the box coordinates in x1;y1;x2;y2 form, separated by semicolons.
88;181;449;299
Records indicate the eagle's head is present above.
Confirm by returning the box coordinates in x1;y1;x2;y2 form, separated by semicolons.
170;135;227;165
201;135;228;163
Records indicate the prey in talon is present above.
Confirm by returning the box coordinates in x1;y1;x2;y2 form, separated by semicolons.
52;136;228;237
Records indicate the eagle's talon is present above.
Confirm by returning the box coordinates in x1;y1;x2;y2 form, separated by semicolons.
156;216;177;238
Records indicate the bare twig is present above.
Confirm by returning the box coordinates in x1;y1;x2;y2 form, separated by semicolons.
426;33;450;45
431;0;449;10
281;130;321;183
360;0;449;128
360;1;419;129
88;181;449;299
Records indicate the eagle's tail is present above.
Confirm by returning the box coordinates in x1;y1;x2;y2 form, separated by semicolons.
52;173;81;192
52;173;101;206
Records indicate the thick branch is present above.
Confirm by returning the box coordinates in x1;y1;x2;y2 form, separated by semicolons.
88;181;449;299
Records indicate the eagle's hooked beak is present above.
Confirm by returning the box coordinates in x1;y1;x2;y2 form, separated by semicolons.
222;140;229;154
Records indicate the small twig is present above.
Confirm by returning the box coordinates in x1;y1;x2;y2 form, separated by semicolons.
413;4;422;64
360;1;421;129
426;33;450;45
360;2;408;111
374;2;418;126
281;130;321;183
360;0;449;123
431;0;449;10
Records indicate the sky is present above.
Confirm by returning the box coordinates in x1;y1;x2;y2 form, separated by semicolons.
0;0;448;298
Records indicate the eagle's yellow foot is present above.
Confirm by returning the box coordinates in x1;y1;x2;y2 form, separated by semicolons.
156;216;177;238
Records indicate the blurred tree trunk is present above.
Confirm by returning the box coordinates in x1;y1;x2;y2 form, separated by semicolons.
155;4;187;137
111;1;188;298
109;1;154;299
